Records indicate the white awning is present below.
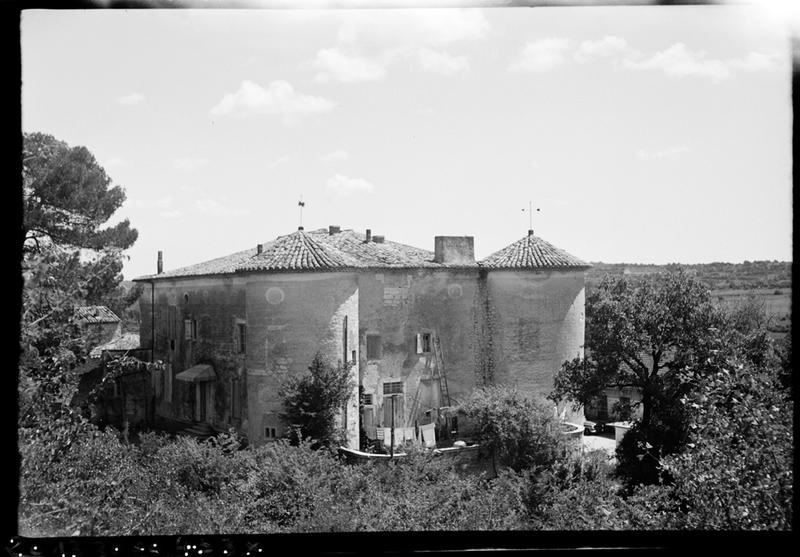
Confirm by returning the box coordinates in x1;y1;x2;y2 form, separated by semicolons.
175;364;216;383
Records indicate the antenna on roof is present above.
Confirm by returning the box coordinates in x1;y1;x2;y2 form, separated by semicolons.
298;195;305;231
522;201;540;236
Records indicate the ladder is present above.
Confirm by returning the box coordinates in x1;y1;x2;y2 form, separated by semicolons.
432;332;451;408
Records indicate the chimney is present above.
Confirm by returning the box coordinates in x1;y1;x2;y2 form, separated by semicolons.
365;229;372;243
434;236;475;264
528;229;534;237
157;251;163;274
298;226;304;231
372;235;385;244
329;225;341;235
257;243;263;254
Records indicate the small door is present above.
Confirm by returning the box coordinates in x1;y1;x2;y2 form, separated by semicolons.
382;395;404;427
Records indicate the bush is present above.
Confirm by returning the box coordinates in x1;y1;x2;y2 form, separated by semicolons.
280;352;355;448
459;386;566;473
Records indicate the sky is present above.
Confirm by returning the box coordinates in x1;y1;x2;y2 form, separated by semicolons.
21;3;794;280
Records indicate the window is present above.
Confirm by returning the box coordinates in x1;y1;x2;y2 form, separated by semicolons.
168;305;177;340
342;315;348;365
366;334;382;360
231;378;241;420
383;381;403;395
265;427;278;439
363;393;374;405
416;332;433;354
237;323;247;354
184;318;197;340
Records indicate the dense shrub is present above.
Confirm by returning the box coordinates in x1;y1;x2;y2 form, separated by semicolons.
459;386;566;473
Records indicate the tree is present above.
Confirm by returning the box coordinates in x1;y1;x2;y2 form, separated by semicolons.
551;271;722;486
659;353;794;529
459;385;566;473
23;132;137;255
552;270;720;431
279;353;355;448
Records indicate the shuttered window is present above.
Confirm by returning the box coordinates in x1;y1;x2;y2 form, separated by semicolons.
383;381;403;395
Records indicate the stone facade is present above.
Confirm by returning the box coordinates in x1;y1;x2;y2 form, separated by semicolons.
135;228;589;449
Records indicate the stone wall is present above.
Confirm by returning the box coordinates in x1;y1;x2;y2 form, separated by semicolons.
358;269;479;434
139;277;248;433
485;270;587;424
244;272;359;447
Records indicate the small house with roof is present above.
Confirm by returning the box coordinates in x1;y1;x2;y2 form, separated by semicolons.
133;227;590;449
74;305;122;348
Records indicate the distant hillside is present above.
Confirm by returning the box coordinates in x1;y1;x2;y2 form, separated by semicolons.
587;261;792;292
586;261;792;336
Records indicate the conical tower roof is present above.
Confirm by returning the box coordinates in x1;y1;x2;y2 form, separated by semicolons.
480;232;590;270
237;229;360;272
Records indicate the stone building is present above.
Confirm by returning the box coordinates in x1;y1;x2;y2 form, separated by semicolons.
74;305;122;349
133;226;590;449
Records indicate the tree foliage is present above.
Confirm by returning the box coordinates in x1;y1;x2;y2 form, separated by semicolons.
553;270;720;429
280;352;355;448
23;132;137;254
459;386;566;473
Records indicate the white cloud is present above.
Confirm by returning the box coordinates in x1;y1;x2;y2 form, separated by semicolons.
160;209;183;220
210;80;336;119
321;150;349;163
326;174;375;196
116;92;144;106
417;48;469;75
574;36;632;63
623;43;780;82
624;43;731;81
312;48;388;83
336;9;490;49
266;155;292;169
728;51;781;71
309;9;487;82
509;38;572;72
636;145;690;160
192;196;250;216
102;156;126;168
173;157;209;172
409;9;490;45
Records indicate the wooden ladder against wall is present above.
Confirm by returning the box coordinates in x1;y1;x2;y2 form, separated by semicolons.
433;332;451;408
406;379;423;428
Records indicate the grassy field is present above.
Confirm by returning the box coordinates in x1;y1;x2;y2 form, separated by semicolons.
710;288;791;336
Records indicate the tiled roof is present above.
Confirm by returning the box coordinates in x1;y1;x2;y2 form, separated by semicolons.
89;332;140;358
237;230;362;272
135;241;277;280
134;228;587;280
480;233;590;270
74;306;121;324
307;229;456;269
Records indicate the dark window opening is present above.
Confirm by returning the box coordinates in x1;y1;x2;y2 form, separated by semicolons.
363;393;374;405
238;323;247;354
343;315;348;365
265;427;278;438
366;334;382;360
416;332;433;354
184;318;198;341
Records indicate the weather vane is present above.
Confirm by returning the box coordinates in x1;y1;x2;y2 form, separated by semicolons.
298;195;305;229
522;201;540;235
